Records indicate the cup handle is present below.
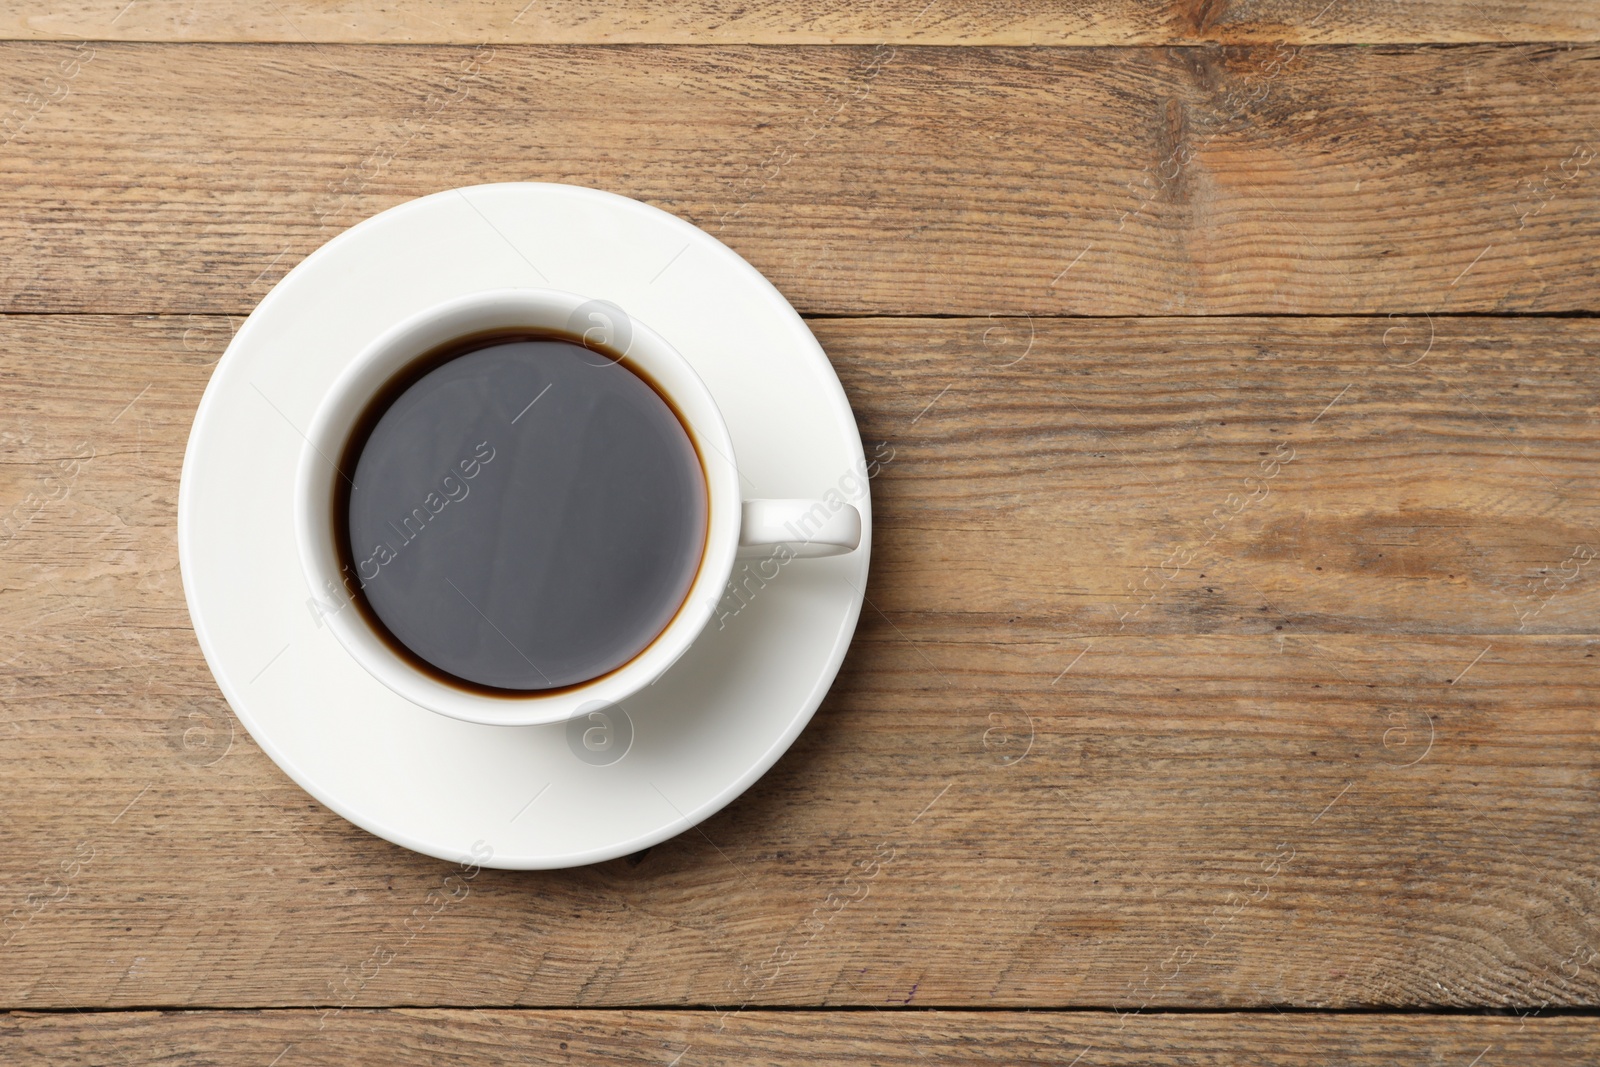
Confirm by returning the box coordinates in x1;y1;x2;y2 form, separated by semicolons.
739;499;862;558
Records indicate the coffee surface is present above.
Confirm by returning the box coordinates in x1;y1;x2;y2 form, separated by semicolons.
341;336;707;691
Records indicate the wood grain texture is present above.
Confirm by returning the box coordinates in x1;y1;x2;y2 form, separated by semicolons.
822;315;1600;635
2;0;1596;44
2;315;1597;1011
4;1010;1599;1065
0;43;1597;316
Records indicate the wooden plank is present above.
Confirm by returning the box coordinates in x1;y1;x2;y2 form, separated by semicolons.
3;1010;1598;1064
6;312;1599;642
2;0;1596;45
5;619;1599;1009
2;314;1598;1010
0;43;1596;316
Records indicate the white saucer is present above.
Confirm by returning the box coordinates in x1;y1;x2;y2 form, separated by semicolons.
178;184;871;869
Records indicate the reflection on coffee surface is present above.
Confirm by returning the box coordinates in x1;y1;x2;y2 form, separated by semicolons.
337;334;708;692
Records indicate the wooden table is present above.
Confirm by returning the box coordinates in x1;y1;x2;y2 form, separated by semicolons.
3;2;1599;1062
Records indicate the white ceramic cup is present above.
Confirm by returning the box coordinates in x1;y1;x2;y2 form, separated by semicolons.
294;288;861;727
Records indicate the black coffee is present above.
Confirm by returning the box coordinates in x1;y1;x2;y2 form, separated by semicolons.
334;332;708;693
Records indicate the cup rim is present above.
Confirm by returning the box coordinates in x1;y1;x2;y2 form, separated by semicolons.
293;287;741;726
